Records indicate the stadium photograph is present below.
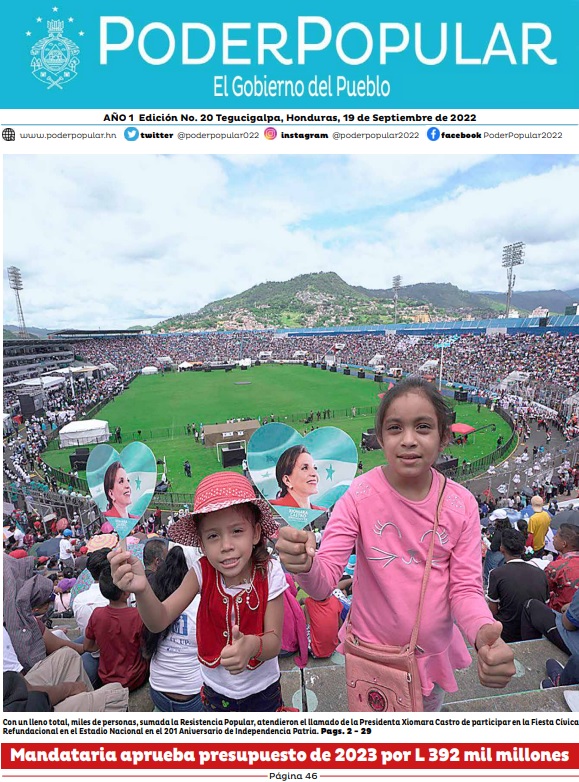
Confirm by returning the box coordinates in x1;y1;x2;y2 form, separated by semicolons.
3;154;579;713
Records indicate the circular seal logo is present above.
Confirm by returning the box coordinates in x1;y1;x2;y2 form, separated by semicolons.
30;19;80;90
367;689;387;711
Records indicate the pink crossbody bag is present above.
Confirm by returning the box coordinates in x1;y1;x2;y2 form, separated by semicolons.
344;475;447;712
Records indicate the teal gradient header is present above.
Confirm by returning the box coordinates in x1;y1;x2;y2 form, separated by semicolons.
4;0;578;108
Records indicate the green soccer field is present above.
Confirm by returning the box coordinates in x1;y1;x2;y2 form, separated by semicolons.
42;366;512;496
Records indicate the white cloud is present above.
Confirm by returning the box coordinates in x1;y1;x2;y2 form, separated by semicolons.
3;155;578;329
352;163;579;290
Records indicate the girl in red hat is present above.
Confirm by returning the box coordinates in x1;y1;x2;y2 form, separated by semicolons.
110;472;288;711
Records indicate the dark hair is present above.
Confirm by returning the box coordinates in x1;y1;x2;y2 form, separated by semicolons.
98;565;123;602
516;519;528;536
103;461;123;510
275;445;310;497
86;547;112;580
557;523;579;550
494;517;512;532
375;377;452;446
143;539;168;568
500;528;526;557
142;546;189;659
243;503;270;572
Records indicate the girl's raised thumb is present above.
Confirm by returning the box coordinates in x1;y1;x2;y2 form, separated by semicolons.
232;625;243;642
306;531;317;557
478;621;503;648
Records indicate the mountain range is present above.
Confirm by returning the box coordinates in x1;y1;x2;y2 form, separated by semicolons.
4;325;52;339
475;289;579;314
5;276;578;335
154;273;578;332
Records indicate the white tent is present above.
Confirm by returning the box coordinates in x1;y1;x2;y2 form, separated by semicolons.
501;371;531;386
5;376;65;389
178;361;195;369
141;366;158;375
59;419;110;448
55;366;98;375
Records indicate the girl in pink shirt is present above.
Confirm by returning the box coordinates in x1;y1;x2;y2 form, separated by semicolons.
277;378;515;711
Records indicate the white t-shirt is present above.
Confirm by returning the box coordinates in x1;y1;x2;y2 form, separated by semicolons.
191;558;287;700
72;582;109;635
149;595;202;695
59;538;73;560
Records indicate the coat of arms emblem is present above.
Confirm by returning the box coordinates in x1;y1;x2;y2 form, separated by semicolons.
30;19;80;89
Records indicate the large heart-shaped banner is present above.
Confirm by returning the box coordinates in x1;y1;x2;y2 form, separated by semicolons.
86;442;157;540
247;423;358;529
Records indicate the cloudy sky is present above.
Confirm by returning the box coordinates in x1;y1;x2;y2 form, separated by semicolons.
4;154;578;329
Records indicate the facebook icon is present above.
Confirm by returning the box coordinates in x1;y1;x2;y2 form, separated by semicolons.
427;127;440;141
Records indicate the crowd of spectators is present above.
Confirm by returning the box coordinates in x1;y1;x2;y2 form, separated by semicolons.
53;331;575;384
48;331;576;435
53;332;577;404
4;369;136;424
478;490;579;691
5;418;48;483
3;331;578;494
4;331;578;418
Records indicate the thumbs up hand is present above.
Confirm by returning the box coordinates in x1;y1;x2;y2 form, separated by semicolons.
220;625;260;675
276;526;317;573
475;621;516;688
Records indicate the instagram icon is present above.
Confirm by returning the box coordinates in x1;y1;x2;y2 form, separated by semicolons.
264;127;277;140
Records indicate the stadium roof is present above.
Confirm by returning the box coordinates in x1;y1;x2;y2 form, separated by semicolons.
49;328;146;337
278;314;579;337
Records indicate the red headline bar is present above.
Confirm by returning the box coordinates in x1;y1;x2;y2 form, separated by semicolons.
2;743;578;770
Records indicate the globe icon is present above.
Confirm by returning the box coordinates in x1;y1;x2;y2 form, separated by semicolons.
2;128;16;141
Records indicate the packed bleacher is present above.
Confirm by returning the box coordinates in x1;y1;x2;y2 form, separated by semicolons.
60;331;578;395
4;331;578;442
4;332;578;402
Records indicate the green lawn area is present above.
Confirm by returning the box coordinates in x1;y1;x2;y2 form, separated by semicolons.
96;364;384;434
42;366;512;495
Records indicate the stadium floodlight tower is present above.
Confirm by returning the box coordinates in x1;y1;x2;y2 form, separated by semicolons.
7;266;29;339
392;275;402;325
502;242;525;317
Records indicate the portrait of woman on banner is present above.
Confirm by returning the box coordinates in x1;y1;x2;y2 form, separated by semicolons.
270;445;327;511
103;461;140;520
